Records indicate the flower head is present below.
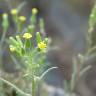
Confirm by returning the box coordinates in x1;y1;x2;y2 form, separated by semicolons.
11;9;17;15
16;35;20;38
32;8;38;14
38;41;47;50
9;45;16;52
23;33;32;39
2;13;8;19
19;16;26;22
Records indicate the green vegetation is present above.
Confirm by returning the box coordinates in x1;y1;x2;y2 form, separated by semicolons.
0;1;96;96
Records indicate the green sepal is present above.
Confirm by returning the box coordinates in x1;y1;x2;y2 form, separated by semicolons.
2;15;9;32
16;36;23;47
25;39;31;48
27;25;35;34
21;47;25;55
44;37;49;44
36;32;42;44
30;14;36;26
9;37;19;46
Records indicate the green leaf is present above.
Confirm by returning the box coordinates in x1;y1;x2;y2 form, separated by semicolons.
17;1;27;13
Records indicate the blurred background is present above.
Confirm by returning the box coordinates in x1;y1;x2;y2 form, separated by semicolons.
0;0;96;96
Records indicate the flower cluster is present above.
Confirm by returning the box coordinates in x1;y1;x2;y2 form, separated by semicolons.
7;8;50;96
9;31;48;54
9;7;48;53
8;8;49;76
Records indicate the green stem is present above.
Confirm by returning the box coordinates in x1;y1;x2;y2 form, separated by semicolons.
32;76;35;96
0;30;7;45
0;77;31;96
0;47;2;69
0;30;7;67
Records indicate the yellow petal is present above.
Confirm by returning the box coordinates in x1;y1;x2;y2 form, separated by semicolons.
11;9;17;15
19;16;26;22
23;33;32;39
32;8;38;14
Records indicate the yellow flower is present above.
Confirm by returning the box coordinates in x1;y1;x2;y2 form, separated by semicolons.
9;45;16;52
19;16;26;22
11;9;17;15
38;41;47;50
2;13;8;19
23;33;32;39
32;8;38;14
